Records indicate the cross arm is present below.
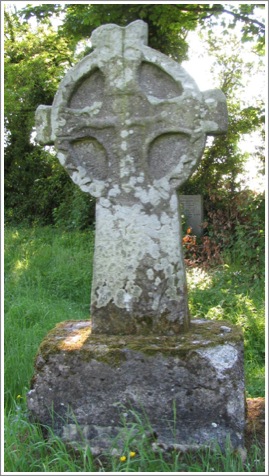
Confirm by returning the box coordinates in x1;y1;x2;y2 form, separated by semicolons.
202;89;228;136
35;105;54;146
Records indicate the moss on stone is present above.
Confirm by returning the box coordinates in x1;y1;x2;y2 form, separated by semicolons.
36;318;243;368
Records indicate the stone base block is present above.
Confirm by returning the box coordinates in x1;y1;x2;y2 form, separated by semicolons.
27;319;245;453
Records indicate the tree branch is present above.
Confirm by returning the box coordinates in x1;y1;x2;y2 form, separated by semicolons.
172;4;265;31
222;8;265;31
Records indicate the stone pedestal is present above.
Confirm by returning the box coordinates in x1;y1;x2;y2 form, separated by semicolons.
27;319;245;453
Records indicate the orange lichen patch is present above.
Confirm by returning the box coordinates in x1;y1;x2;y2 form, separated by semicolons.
59;327;92;351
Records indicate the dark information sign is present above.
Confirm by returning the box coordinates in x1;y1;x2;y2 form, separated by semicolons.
179;195;204;237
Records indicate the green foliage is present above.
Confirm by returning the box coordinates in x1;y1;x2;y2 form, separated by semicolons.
198;3;265;54
5;148;71;226
181;31;265;199
227;4;265;53
225;191;265;275
22;3;206;61
20;3;265;60
19;3;63;22
52;185;96;230
4;8;72;124
4;6;75;226
204;190;265;278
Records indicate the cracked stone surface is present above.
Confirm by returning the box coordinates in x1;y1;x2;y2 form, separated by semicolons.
35;20;228;335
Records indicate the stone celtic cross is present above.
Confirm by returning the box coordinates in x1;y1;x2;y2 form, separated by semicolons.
36;20;227;335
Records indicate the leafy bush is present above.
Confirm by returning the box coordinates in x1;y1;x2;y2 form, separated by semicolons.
52;186;96;230
5;147;96;229
5;149;69;226
182;190;265;277
228;191;265;278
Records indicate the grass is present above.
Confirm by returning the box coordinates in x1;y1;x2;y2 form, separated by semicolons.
4;399;265;473
4;226;95;409
4;226;266;472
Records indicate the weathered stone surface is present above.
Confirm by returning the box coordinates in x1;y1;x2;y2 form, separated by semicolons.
28;319;245;452
35;20;228;335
